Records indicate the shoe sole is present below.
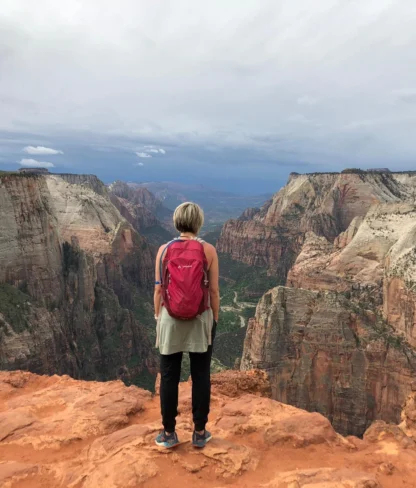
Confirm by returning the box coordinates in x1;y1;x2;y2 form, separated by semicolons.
192;435;213;448
155;440;181;449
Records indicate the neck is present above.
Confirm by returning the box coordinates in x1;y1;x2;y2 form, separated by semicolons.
179;232;196;239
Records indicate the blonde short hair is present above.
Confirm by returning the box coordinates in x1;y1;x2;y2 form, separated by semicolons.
173;202;204;235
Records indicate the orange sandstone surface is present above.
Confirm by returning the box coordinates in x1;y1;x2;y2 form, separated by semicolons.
0;370;415;488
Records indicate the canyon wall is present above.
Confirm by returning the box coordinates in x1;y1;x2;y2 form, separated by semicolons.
287;202;416;346
108;180;174;246
109;180;174;237
237;171;416;435
241;286;416;436
217;171;415;278
0;173;157;387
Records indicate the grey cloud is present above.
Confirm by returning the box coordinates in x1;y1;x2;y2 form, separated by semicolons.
0;0;415;170
394;89;416;104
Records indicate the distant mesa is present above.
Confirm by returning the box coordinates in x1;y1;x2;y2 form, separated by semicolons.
342;167;392;174
18;167;50;174
367;167;392;173
341;168;367;174
288;168;395;180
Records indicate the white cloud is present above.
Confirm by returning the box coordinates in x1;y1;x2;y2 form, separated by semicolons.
142;146;166;154
19;158;55;168
136;152;152;158
297;96;318;106
136;162;145;166
23;146;63;155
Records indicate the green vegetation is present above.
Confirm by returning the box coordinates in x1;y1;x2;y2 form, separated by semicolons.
141;224;173;246
129;291;156;342
201;221;226;233
179;353;226;382
92;285;157;389
341;168;366;174
201;226;222;246
219;253;280;302
214;326;247;368
0;170;42;179
345;294;415;357
0;283;31;333
211;254;281;368
129;368;156;393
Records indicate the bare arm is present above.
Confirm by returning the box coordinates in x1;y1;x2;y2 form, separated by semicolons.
154;245;164;319
208;247;220;322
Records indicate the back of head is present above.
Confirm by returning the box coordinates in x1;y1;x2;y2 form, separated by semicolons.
173;202;204;235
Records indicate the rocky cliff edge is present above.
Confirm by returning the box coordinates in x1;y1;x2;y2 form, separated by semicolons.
1;369;416;487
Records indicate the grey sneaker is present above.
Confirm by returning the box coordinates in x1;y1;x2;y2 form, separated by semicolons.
155;431;180;448
192;429;212;448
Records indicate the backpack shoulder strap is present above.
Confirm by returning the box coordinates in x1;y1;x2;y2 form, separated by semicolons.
159;239;176;284
193;237;206;247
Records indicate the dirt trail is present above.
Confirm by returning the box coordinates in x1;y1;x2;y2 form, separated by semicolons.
221;291;256;328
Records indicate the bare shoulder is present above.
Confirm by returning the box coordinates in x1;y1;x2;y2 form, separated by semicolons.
202;241;216;251
202;241;217;258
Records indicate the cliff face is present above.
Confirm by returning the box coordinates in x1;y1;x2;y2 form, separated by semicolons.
109;181;173;223
235;172;416;437
0;174;157;387
0;175;63;306
109;180;161;210
108;180;174;245
217;172;415;278
288;202;416;346
1;370;416;487
241;286;416;436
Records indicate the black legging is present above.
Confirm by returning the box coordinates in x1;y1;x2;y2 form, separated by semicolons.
160;321;216;432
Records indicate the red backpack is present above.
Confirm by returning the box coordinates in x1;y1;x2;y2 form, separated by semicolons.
160;239;210;320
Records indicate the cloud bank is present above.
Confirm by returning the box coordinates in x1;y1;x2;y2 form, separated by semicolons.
0;0;416;181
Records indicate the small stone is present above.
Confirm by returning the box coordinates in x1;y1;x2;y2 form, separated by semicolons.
182;462;201;473
378;462;395;475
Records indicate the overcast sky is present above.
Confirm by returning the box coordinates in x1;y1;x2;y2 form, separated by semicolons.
1;0;416;193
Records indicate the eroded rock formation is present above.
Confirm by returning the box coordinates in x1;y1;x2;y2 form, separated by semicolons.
0;370;415;487
217;172;416;279
224;171;416;435
287;202;416;346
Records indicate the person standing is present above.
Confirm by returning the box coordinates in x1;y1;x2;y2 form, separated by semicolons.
154;202;220;448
